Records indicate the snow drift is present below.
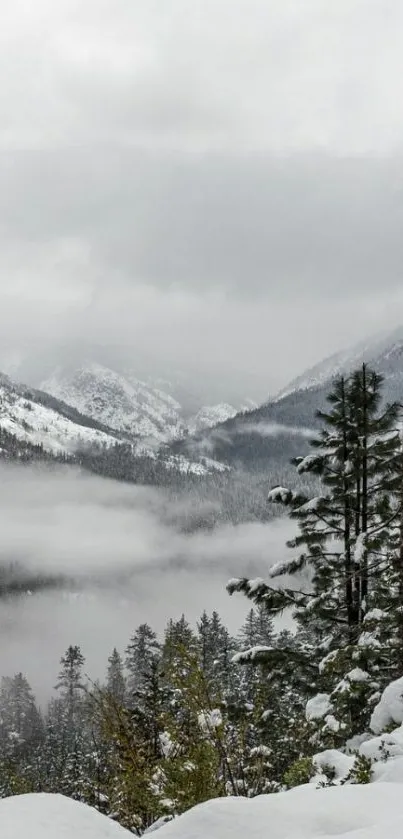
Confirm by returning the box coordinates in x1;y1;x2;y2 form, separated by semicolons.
4;781;403;839
156;781;403;838
0;793;131;838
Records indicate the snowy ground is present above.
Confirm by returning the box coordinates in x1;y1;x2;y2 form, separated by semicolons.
4;781;403;839
0;793;130;838
156;781;403;839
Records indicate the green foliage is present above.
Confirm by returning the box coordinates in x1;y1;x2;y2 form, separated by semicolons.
230;365;403;749
283;756;315;789
343;754;373;785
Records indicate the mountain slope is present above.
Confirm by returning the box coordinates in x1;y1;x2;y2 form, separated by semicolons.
40;363;245;443
172;325;403;474
187;403;239;434
0;372;227;479
41;363;187;443
0;373;122;456
276;325;403;400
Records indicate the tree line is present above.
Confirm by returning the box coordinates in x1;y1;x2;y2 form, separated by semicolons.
0;609;303;833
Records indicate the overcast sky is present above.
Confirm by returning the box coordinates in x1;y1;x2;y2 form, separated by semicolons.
1;1;403;398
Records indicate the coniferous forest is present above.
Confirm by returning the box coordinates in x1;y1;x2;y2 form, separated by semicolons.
2;365;403;833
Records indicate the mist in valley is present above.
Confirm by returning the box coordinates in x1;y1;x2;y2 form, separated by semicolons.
0;463;294;700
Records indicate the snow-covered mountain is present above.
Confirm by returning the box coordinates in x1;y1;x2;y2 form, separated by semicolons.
187;403;239;435
40;363;247;443
173;324;403;474
0;371;228;476
276;325;403;401
0;373;121;456
41;363;187;443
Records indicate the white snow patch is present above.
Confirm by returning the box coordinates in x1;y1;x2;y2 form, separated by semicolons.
296;496;325;513
198;709;223;732
324;715;341;733
232;645;273;664
0;793;131;838
296;454;320;473
354;534;367;563
157;780;403;838
41;363;187;443
306;694;333;721
312;749;353;783
364;609;387;623
268;487;291;503
346;668;370;683
371;677;403;734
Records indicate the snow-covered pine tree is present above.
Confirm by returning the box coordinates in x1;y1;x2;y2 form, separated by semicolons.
106;648;126;704
197;611;238;699
232;623;312;790
0;673;43;795
0;674;42;758
56;646;86;715
229;367;402;747
53;645;89;799
360;463;403;688
158;641;229;812
95;672;165;833
162;616;198;669
93;624;166;830
125;624;161;710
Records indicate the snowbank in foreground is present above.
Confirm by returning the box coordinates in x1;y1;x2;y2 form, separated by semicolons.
1;793;131;839
4;768;403;839
157;782;403;839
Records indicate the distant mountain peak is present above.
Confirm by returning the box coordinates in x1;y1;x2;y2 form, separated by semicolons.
276;325;403;401
40;363;186;443
39;362;249;444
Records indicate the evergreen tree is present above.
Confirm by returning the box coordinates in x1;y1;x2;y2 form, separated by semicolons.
106;648;126;704
53;645;89;799
162;616;198;671
0;674;42;757
197;611;238;698
0;674;43;795
229;367;403;746
125;624;160;710
158;642;229;811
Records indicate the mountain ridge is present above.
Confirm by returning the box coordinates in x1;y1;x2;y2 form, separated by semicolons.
275;325;403;401
39;362;251;444
170;324;403;473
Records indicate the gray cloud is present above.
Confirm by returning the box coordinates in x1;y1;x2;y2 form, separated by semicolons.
3;1;403;154
1;2;403;394
2;152;403;297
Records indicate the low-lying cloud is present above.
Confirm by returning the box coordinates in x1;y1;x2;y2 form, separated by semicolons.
0;464;294;699
239;422;315;439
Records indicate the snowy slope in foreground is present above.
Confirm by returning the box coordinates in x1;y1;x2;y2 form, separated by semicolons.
4;783;403;839
1;793;130;838
157;782;403;839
